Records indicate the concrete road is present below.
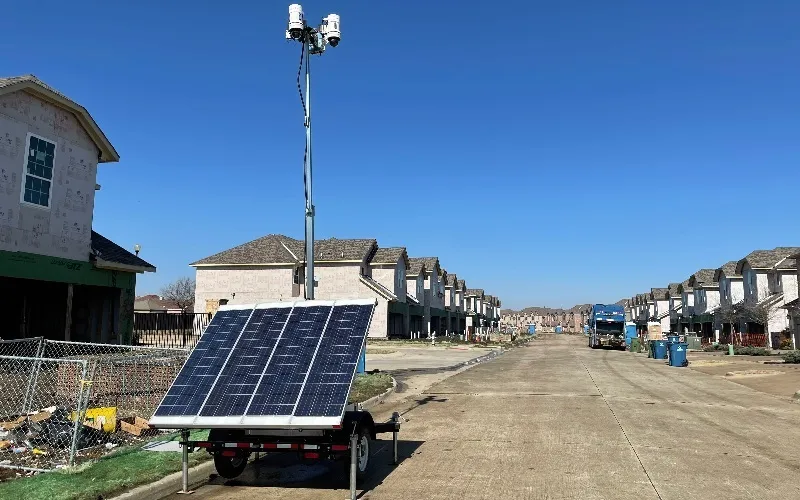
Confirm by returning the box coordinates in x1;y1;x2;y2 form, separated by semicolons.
167;334;800;500
366;345;500;372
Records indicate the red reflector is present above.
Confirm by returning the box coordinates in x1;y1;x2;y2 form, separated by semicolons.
332;425;342;429
196;442;210;448
264;443;277;449
237;443;250;448
221;451;236;457
290;443;299;450
331;444;348;451
304;452;320;459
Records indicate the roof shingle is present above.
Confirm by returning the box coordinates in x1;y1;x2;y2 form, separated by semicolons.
737;247;800;273
192;234;376;266
91;231;155;271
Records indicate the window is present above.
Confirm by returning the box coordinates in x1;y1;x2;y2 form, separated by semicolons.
21;134;55;208
293;266;303;285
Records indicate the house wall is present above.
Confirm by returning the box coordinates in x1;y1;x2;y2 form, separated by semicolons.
0;91;99;261
694;290;706;314
406;274;424;303
194;263;389;337
427;272;445;310
682;292;694;316
371;258;406;302
706;289;720;312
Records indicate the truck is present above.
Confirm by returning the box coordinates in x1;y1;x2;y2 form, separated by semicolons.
588;304;626;349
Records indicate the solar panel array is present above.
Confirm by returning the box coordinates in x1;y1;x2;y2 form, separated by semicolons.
149;299;376;429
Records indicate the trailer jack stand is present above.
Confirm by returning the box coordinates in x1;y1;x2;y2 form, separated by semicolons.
349;431;358;500
178;429;194;495
392;411;399;465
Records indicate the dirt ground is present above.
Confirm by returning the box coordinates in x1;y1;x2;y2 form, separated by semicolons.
688;351;800;399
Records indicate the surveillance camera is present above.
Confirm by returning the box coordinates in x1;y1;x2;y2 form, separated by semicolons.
288;4;305;40
321;13;340;47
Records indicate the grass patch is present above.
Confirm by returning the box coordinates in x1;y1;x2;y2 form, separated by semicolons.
783;351;800;364
348;372;393;404
365;348;397;355
0;429;210;500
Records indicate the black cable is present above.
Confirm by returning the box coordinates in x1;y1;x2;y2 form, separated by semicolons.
297;39;310;297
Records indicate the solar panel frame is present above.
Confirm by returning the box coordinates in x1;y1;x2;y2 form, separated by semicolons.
150;298;376;430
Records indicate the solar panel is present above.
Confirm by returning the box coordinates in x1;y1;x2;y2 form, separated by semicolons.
149;299;375;429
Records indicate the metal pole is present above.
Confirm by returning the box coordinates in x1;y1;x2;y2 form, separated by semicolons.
392;412;399;465
349;431;358;500
180;429;190;493
304;31;315;300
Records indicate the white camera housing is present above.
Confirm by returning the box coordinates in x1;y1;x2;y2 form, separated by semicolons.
321;13;340;47
288;4;305;40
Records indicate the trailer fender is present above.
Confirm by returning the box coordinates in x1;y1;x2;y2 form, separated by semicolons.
342;411;376;440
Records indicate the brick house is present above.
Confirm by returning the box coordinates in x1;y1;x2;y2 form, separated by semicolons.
0;75;155;343
192;234;412;338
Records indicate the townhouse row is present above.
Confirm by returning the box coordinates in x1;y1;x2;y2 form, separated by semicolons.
500;309;591;333
191;234;501;338
623;247;800;349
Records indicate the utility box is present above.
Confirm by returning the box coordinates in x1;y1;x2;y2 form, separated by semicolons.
647;322;662;341
685;335;702;350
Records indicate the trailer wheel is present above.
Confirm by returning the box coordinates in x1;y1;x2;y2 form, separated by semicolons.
342;427;371;483
356;428;371;479
213;453;249;479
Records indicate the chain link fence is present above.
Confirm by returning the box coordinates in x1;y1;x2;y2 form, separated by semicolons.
0;340;189;472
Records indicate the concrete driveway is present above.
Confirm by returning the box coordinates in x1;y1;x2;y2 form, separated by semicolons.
166;334;800;499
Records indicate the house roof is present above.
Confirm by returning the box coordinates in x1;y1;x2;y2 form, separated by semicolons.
650;288;669;300
687;269;716;287
776;257;797;270
736;247;800;273
407;258;426;276
370;247;409;268
456;279;466;291
445;273;457;286
466;288;484;298
667;283;681;297
134;294;179;311
91;231;155;273
0;75;119;162
192;234;377;266
714;260;740;281
409;257;440;276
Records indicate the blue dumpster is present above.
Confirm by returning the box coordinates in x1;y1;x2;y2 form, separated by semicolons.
653;340;668;359
528;324;536;335
624;324;637;347
668;342;689;367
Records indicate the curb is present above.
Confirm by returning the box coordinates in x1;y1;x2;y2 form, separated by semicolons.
109;459;216;500
359;376;397;409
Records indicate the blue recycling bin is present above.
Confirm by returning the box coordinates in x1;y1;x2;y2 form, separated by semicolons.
653;340;668;359
356;350;366;374
555;326;563;334
667;335;680;344
528;324;536;334
668;342;689;367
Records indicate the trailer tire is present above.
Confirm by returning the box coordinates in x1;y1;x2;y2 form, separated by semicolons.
213;453;249;479
343;427;371;484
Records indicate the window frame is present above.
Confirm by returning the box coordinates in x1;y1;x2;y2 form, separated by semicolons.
20;133;56;210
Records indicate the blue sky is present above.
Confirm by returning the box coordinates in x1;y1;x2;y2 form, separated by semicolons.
4;1;799;309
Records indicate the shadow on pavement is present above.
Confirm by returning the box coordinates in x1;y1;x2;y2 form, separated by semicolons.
208;437;424;494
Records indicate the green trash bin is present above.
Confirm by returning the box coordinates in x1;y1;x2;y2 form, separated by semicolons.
630;338;641;353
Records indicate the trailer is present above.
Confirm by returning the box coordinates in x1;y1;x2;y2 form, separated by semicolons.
588;304;626;349
149;299;400;500
174;405;401;498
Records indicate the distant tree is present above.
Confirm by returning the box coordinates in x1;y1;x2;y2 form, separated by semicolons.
741;302;780;348
161;277;196;312
717;304;742;343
